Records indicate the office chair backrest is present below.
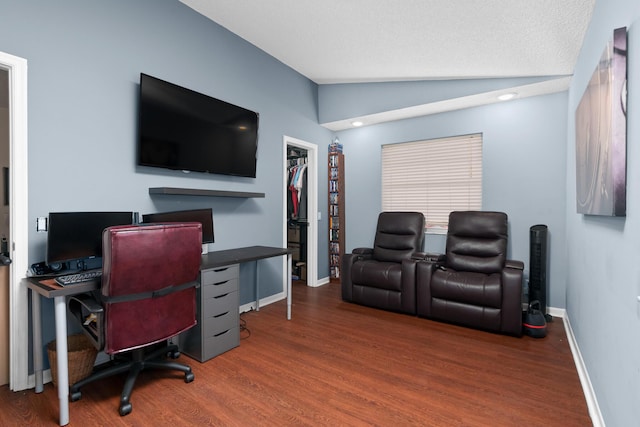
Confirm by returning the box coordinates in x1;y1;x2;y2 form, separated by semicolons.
101;223;202;354
372;212;425;263
446;211;508;274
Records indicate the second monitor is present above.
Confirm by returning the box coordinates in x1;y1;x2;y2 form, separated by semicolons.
141;208;214;244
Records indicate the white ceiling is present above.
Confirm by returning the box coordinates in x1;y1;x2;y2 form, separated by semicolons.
180;0;595;129
4;3;596;125
180;0;594;84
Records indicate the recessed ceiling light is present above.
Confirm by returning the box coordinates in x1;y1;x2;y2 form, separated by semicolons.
351;121;363;127
498;92;517;101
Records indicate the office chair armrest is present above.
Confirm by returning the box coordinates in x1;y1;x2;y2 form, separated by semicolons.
68;294;104;350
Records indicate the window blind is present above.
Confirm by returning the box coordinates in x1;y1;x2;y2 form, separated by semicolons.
381;133;482;230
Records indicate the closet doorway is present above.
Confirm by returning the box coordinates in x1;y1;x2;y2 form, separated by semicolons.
283;136;317;288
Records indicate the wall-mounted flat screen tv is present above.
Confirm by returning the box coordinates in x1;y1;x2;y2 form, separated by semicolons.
137;73;259;178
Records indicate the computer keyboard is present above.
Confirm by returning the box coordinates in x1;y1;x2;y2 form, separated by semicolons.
55;270;102;286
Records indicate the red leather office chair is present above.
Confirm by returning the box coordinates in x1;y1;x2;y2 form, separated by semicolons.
68;223;202;416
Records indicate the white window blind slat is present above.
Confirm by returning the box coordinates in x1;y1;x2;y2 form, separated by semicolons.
381;134;483;229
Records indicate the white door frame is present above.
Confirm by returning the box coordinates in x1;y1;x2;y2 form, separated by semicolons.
0;51;29;391
283;136;318;288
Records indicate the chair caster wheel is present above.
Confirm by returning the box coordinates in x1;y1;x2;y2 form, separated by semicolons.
70;391;82;402
170;350;180;359
185;372;194;383
119;402;132;416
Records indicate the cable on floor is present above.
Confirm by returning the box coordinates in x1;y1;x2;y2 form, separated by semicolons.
240;312;251;339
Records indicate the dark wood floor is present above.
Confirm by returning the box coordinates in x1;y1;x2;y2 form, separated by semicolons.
0;282;591;426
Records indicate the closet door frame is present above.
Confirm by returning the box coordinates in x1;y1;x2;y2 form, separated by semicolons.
282;136;318;287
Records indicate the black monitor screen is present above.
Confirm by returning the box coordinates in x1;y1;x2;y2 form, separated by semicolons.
141;208;214;244
46;212;135;265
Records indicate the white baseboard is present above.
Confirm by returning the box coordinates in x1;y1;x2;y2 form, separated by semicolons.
551;307;605;427
239;292;282;314
238;277;332;313
316;276;331;286
547;306;565;319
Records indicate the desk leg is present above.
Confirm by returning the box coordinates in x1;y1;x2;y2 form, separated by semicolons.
254;260;259;312
31;290;43;393
54;296;70;426
287;253;292;320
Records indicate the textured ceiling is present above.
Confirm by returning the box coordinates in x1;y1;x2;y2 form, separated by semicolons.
2;3;596;126
180;0;595;84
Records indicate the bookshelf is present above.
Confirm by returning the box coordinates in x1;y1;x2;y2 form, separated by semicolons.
328;144;345;280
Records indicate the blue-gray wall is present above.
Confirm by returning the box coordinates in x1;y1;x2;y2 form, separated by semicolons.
0;0;332;359
566;0;640;424
0;0;332;294
3;1;639;424
332;91;569;309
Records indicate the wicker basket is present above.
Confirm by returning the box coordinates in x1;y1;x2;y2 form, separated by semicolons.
47;334;98;386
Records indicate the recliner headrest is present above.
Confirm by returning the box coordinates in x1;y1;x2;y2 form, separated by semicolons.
446;211;508;273
372;212;425;263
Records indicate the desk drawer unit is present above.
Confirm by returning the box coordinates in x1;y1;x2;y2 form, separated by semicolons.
180;264;240;362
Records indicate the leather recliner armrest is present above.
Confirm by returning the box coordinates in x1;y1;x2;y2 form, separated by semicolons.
429;252;446;263
501;260;525;336
351;247;374;263
412;252;446;263
352;247;373;256
416;259;440;318
505;259;524;270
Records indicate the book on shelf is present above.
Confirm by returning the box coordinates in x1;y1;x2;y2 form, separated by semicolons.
330;216;340;229
329;142;343;153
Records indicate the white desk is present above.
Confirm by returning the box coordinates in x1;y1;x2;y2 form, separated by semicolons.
26;277;99;426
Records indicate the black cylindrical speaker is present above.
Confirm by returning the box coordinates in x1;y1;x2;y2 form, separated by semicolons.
529;225;548;315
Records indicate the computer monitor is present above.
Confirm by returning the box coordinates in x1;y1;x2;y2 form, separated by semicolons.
46;211;135;269
141;208;214;244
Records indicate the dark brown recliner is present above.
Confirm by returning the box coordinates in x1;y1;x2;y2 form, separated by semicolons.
342;212;425;314
417;211;523;336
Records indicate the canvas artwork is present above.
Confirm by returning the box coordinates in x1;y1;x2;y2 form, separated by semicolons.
575;27;627;216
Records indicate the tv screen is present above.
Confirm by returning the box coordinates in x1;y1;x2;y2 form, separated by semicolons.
46;211;135;267
137;73;259;178
141;208;214;244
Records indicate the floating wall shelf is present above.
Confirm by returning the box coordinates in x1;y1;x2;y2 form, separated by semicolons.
149;187;265;198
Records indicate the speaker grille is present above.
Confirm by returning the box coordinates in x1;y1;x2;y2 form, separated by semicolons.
529;225;548;313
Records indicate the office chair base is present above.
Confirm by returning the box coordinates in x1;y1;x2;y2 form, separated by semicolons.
70;343;194;416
